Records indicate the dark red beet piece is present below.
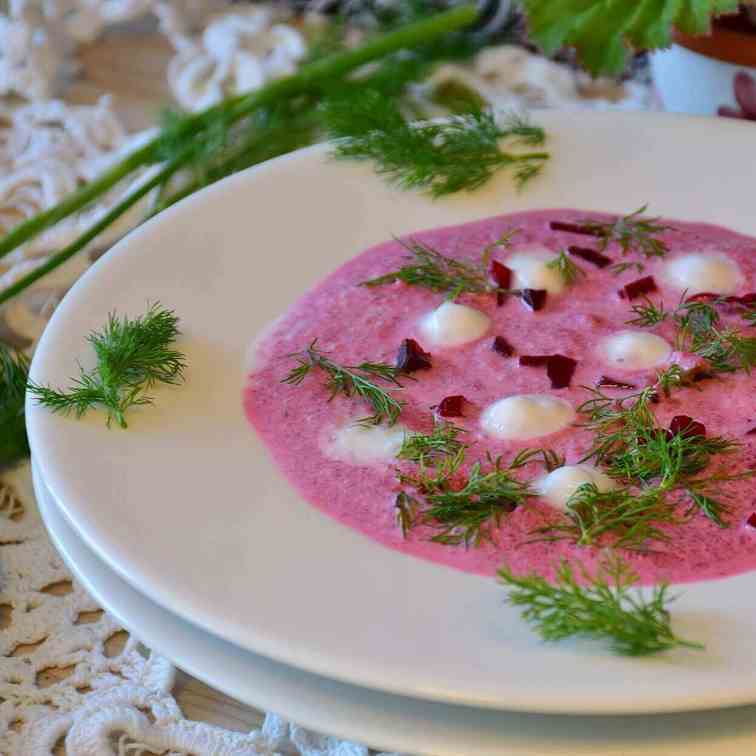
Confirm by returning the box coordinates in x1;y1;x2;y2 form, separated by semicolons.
747;426;756;435
520;354;577;388
567;245;612;269
549;221;603;237
395;338;432;373
489;260;512;290
746;513;756;529
492;336;514;357
521;288;547;311
620;276;657;300
496;291;508;307
519;355;551;367
669;415;706;439
436;395;466;418
685;292;720;303
547;355;578;389
597;376;636;389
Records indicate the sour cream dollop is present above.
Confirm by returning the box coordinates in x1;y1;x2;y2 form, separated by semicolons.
536;464;616;510
480;394;575;440
506;247;565;295
324;422;406;465
601;330;671;370
663;252;741;295
420;301;490;347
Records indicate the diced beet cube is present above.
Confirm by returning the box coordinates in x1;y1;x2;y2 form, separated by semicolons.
395;338;432;373
490;260;512;290
521;288;547;311
492;336;514;357
746;513;756;529
669;415;706;439
597;376;636;389
620;276;657;300
549;221;602;237
567;245;612;269
437;395;466;418
519;355;551;367
547;354;578;389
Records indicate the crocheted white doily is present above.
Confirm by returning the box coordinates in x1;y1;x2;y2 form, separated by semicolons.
0;466;401;756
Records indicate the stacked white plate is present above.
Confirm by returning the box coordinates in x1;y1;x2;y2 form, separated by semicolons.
27;111;756;755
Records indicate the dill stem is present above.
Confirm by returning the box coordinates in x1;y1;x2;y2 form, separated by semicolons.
0;155;189;307
0;4;478;263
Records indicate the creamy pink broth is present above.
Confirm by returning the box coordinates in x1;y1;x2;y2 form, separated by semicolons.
244;209;756;585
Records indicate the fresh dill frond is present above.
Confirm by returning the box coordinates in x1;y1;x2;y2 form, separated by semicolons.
576;206;672;272
423;455;534;546
324;89;548;197
654;364;687;398
545;250;584;286
609;261;644;276
0;343;30;467
498;554;702;656
361;237;490;295
626;297;668;327
398;420;467;465
535;483;678;551
509;446;565;472
577;385;747;527
282;340;405;426
674;299;756;374
29;304;186;429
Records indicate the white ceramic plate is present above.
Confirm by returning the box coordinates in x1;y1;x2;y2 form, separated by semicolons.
33;461;756;756
27;111;756;714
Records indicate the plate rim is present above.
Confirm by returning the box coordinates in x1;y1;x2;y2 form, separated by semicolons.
26;109;756;715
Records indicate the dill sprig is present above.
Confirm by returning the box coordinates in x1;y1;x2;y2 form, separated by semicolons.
0;343;30;467
325;91;549;197
422;454;534;546
579;206;672;272
398;420;467;464
283;340;405;426
626;297;668;327
360;232;516;297
535;483;679;551
361;237;490;294
395;441;558;545
545;250;584;286
577;386;749;526
29;304;186;429
498;554;702;656
674;299;756;374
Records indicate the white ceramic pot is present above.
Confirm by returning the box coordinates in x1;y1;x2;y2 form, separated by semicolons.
651;43;756;115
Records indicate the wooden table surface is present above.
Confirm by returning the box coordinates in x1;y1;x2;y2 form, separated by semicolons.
66;20;269;736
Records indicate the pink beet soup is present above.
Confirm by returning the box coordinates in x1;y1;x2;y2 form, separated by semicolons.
244;209;756;585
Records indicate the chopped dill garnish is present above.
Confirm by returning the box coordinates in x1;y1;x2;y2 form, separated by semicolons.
577;386;751;527
0;343;30;467
653;364;688;398
398;420;467;465
361;237;490;294
674;299;756;374
395;444;559;546
282;340;405;426
361;232;517;298
535;483;679;551
581;205;672;260
626;297;668;327
422;454;534;546
325;90;549;197
29;304;186;429
498;554;702;656
545;250;584;286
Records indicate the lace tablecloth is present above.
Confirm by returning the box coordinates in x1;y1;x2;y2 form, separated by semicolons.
0;4;653;754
